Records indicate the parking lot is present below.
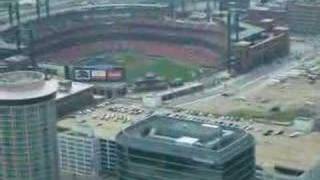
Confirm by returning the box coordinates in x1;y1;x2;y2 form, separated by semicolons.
61;101;150;131
69;101;148;121
60;97;320;173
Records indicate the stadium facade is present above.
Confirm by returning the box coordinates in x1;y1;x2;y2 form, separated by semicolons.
116;115;256;180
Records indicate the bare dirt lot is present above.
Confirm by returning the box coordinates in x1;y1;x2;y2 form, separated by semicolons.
250;125;320;170
185;74;320;123
180;57;320;170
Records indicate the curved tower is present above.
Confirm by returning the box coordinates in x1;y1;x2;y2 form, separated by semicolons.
0;71;59;180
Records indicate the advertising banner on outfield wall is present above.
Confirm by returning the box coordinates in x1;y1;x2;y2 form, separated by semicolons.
73;66;125;82
74;69;91;81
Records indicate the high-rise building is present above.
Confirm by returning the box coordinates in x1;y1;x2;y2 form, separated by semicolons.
0;71;59;180
116;115;256;180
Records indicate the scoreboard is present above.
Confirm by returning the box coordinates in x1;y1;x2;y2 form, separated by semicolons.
73;65;125;82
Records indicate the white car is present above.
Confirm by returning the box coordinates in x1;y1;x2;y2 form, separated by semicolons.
289;132;302;138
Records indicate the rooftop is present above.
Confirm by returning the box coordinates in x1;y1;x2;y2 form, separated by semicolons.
117;115;254;163
119;115;246;150
156;82;203;97
0;71;57;101
58;117;132;140
220;14;265;39
57;103;146;140
56;81;94;100
3;55;29;63
240;22;265;39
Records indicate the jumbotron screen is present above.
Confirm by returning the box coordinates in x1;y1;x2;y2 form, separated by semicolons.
73;66;125;82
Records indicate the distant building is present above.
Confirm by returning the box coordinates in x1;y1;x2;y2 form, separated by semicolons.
293;117;315;133
246;7;288;27
116;115;256;180
234;25;290;72
133;73;168;92
0;55;32;72
0;71;59;180
141;82;204;107
220;0;251;10
57;112;134;176
92;82;127;99
288;0;320;34
58;125;101;176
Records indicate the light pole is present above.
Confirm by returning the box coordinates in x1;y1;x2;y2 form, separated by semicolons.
45;0;50;17
27;28;37;68
36;0;41;19
15;24;37;69
8;3;13;25
181;0;186;15
227;2;241;73
227;8;232;72
169;0;176;19
205;0;212;22
14;1;21;50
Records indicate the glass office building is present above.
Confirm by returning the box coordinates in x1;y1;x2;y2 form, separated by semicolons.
0;71;59;180
116;115;256;180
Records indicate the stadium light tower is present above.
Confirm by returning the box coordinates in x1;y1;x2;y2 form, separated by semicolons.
27;28;37;68
14;1;21;50
15;26;37;68
205;0;212;22
8;3;13;25
36;0;50;18
227;6;232;73
181;0;186;15
227;1;241;74
14;1;20;25
169;0;176;19
45;0;50;17
36;0;41;19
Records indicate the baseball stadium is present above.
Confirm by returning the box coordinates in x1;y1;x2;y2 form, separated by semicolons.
0;1;289;84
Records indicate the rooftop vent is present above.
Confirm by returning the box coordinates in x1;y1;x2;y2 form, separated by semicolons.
58;80;72;92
